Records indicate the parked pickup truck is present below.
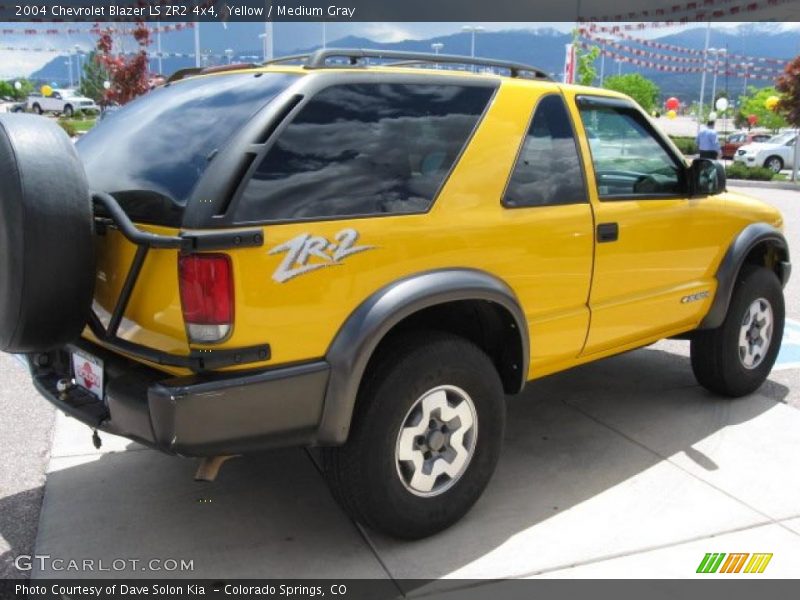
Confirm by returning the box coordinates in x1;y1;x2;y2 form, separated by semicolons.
27;89;99;117
0;49;791;540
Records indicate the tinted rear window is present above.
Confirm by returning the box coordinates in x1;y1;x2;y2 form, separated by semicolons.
77;72;297;224
235;83;494;222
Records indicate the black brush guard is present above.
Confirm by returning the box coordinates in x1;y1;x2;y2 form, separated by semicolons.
87;191;270;372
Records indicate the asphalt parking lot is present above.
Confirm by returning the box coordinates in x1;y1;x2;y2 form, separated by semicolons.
1;185;798;586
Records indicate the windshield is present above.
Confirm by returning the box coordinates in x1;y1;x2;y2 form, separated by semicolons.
767;132;796;145
77;72;298;224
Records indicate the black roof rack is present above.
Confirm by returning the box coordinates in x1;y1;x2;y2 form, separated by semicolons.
264;48;552;80
167;62;259;83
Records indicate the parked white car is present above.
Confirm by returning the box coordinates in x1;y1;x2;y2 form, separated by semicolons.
733;131;798;173
27;89;99;117
0;96;25;113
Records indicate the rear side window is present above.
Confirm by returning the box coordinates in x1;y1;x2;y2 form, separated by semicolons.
235;83;494;222
77;72;297;224
503;94;587;207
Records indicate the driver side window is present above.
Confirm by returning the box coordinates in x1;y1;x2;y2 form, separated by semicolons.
579;103;685;199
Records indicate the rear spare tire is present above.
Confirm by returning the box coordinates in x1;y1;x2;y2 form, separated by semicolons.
0;114;95;353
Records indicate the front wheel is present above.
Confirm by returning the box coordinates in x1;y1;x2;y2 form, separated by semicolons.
323;331;506;539
691;266;784;397
31;103;42;115
62;105;74;118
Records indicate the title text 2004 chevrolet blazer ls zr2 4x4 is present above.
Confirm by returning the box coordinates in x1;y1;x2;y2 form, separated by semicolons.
0;50;790;538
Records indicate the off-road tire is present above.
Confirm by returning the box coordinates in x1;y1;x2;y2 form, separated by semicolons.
0;114;95;353
323;331;506;539
691;265;784;397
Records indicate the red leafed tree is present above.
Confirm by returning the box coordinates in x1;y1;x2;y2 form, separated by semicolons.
776;55;800;127
95;22;151;106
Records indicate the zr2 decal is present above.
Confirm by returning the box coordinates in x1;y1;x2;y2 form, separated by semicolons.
269;229;375;283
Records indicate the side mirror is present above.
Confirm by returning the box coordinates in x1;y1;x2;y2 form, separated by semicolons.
690;158;726;196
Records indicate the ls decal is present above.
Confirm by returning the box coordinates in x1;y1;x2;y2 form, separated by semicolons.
269;229;375;283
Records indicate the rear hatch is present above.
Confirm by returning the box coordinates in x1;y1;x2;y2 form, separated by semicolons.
76;70;298;374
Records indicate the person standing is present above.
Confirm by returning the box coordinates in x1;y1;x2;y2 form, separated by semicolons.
696;120;721;159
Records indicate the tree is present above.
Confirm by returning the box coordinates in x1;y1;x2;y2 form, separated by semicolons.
79;52;110;104
572;33;600;86
775;55;800;180
776;55;800;128
603;73;660;112
736;86;788;131
0;78;32;100
94;22;151;105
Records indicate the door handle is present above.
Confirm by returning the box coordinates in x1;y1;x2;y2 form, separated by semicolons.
597;222;619;243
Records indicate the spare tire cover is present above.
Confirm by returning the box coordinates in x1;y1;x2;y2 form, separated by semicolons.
0;114;95;353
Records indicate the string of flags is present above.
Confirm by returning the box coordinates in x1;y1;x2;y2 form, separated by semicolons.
1;23;194;36
580;30;788;74
582;25;789;65
579;0;797;23
578;41;780;81
0;46;239;60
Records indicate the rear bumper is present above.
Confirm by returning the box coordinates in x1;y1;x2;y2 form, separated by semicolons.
29;339;330;456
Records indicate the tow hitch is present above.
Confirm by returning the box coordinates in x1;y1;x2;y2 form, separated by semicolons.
194;455;239;482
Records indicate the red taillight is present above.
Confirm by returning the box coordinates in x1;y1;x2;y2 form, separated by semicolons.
178;254;234;343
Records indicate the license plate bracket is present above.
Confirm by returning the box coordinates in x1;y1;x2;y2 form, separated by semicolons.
72;350;105;400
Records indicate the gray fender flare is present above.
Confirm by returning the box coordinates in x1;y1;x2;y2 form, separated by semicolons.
315;268;529;445
700;223;790;329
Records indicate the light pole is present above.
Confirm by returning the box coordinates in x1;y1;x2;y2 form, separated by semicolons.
258;33;268;62
709;48;726;110
431;42;444;55
322;22;327;49
697;21;711;134
155;22;163;74
264;21;273;62
65;59;73;88
74;45;82;87
741;62;754;97
599;52;606;86
462;25;484;58
225;48;234;65
194;22;201;68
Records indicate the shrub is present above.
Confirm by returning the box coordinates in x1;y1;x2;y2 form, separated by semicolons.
725;163;775;181
669;136;698;155
57;119;77;138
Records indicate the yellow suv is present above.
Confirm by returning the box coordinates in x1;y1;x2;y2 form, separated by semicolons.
0;50;791;539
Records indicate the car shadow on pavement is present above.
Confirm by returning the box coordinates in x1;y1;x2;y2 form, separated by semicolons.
0;346;790;581
0;487;45;579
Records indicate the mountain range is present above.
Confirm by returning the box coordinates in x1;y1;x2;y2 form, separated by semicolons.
27;23;800;102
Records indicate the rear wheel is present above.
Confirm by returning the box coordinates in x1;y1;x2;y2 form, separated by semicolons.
323;331;506;539
32;103;42;115
691;266;784;397
764;156;784;173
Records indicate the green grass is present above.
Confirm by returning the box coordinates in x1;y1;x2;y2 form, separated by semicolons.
69;116;97;133
57;115;96;136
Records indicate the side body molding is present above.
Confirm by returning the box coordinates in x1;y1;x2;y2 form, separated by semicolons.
700;223;790;330
315;269;530;445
